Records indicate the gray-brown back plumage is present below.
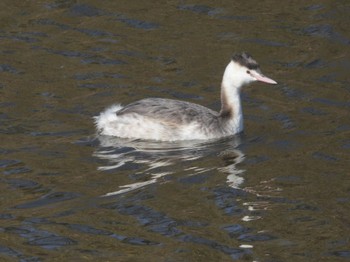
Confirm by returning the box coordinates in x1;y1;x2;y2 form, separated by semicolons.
116;98;227;135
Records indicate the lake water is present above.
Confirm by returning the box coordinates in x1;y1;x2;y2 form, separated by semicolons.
1;1;349;261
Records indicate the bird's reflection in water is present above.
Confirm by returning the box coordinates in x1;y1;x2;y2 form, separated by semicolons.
94;135;245;197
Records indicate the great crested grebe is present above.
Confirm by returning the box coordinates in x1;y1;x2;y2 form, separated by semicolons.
95;52;277;141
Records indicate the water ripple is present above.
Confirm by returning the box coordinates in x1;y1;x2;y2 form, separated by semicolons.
13;192;80;209
5;225;76;250
302;24;350;45
94;136;244;196
68;3;104;17
178;4;223;16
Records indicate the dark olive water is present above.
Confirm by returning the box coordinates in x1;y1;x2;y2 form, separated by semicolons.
1;1;350;261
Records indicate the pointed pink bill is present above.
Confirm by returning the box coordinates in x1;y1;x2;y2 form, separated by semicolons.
251;71;277;84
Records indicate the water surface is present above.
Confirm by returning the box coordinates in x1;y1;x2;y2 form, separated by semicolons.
0;1;350;261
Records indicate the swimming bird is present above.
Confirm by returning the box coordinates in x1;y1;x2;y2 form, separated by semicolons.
95;52;277;141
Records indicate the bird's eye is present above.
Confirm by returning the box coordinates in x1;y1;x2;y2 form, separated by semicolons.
246;70;250;74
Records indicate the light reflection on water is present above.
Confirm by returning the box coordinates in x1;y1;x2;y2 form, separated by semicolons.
92;134;277;259
94;135;246;196
93;135;280;231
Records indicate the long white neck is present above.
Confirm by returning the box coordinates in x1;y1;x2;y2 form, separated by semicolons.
219;62;245;133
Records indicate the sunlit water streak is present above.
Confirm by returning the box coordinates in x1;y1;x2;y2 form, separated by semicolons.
94;135;245;196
